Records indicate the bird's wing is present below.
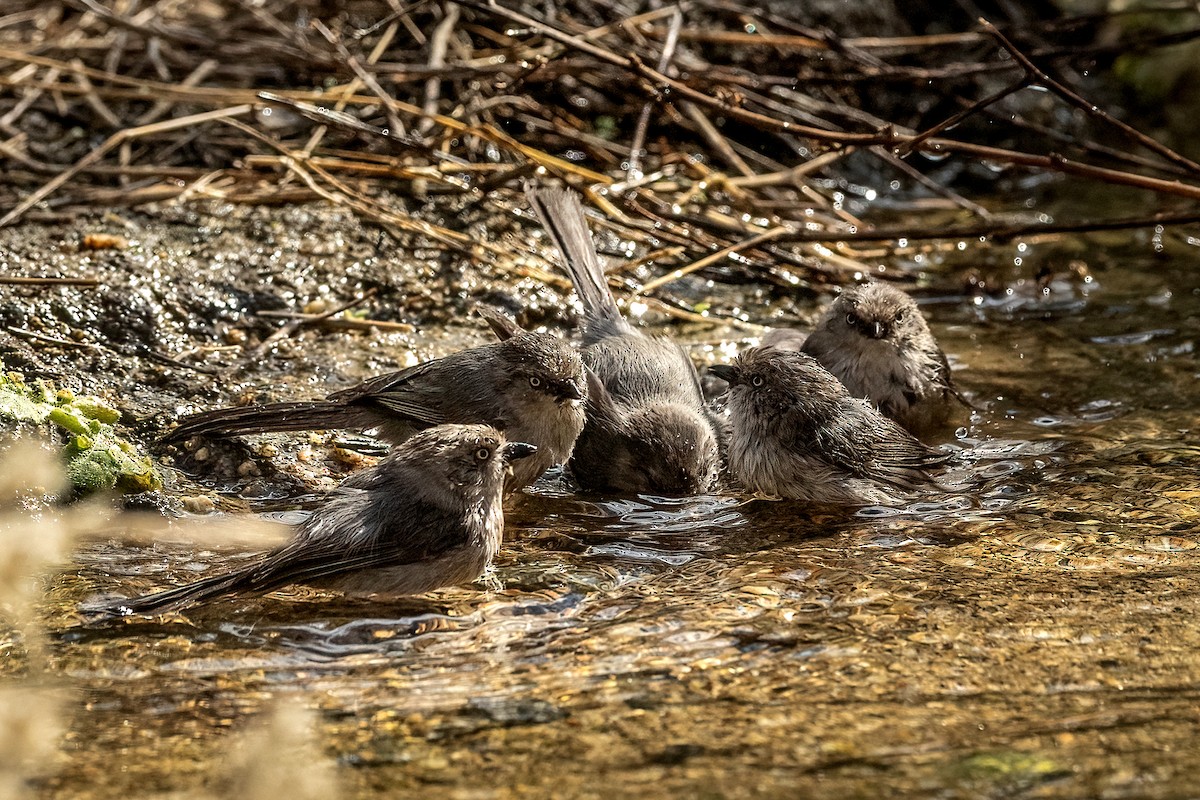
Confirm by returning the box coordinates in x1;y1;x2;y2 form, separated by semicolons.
326;360;448;426
800;401;948;489
245;503;467;591
327;360;437;401
674;341;710;405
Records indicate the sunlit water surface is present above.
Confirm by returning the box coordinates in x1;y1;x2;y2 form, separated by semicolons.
13;237;1200;798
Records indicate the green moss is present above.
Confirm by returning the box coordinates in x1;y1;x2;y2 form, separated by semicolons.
0;367;161;495
950;750;1071;791
48;407;97;436
70;398;121;425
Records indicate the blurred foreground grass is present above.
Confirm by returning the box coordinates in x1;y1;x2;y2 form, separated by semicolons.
0;441;339;799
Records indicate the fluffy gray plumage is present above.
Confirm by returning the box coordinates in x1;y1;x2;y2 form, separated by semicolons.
162;309;585;492
101;425;534;616
527;185;722;495
781;282;964;437
710;347;950;505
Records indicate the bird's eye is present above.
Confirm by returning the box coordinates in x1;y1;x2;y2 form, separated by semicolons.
475;447;492;461
751;375;765;388
528;376;543;389
845;313;858;327
894;309;905;322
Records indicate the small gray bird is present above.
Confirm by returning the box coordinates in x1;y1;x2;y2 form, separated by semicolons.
162;308;585;492
527;185;722;495
100;425;535;616
770;282;965;437
710;347;950;505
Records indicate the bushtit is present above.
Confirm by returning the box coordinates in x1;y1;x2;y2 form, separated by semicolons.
162;308;585;492
769;282;965;437
710;347;950;505
99;424;535;616
527;185;722;495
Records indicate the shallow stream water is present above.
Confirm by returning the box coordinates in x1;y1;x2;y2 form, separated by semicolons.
8;217;1200;798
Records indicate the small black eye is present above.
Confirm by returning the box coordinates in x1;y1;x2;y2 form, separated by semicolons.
845;313;857;326
528;376;543;389
475;447;492;461
894;309;905;322
751;375;765;388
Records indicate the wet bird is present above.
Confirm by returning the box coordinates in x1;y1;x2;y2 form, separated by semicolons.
765;282;966;437
99;425;535;616
710;347;951;505
527;185;722;495
162;308;586;492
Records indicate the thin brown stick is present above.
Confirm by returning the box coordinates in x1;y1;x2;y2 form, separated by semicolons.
979;104;1191;179
5;326;97;349
135;58;218;126
69;58;121;128
0;65;60;132
869;146;992;219
420;2;461;134
726;150;854;188
772;209;1200;243
980;17;1200;177
255;311;416;333
682;101;756;179
311;19;408;139
0;49;369;106
352;0;435;40
0;276;100;287
637;226;790;296
641;296;765;331
67;0;208;45
656;21;991;51
896;79;1028;157
627;6;683;181
246;289;385;362
256;91;611;184
916;140;1200;201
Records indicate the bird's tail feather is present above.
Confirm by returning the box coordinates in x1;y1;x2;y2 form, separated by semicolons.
160;401;356;443
526;185;620;323
90;570;250;619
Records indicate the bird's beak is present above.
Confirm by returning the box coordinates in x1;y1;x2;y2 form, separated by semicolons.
869;321;886;339
502;442;538;462
709;364;738;384
556;378;585;402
